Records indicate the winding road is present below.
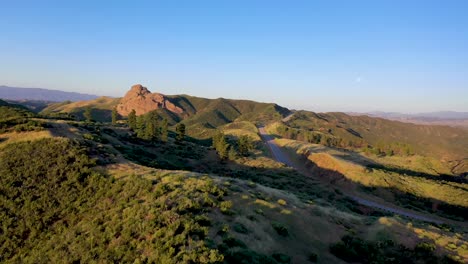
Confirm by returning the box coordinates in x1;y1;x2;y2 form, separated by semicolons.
258;125;450;225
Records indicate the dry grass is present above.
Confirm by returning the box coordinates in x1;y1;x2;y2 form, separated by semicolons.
0;130;53;148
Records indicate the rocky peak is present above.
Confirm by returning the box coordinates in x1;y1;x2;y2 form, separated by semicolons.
117;84;184;116
127;84;151;98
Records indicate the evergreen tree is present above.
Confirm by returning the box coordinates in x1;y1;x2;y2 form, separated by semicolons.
238;135;253;156
212;131;229;159
111;107;118;125
228;146;238;160
144;111;160;141
136;115;146;139
212;131;223;149
175;123;186;142
84;106;93;122
128;109;137;130
161;118;168;142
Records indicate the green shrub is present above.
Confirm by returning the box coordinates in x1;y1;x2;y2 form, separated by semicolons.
233;223;249;234
277;199;287;206
272;253;291;263
308;253;318;262
272;222;289;237
223;249;276;264
0;138;224;263
330;235;456;264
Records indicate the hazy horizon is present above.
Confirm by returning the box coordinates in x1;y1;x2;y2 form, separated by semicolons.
1;1;467;113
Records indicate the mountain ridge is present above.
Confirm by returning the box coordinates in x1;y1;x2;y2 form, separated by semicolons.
0;85;99;102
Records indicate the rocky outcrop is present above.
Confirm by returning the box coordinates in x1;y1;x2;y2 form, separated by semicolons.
116;84;184;116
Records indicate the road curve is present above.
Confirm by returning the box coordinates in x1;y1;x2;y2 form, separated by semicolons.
257;125;447;225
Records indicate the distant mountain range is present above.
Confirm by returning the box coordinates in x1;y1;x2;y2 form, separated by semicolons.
365;111;468;120
0;85;99;102
349;111;468;128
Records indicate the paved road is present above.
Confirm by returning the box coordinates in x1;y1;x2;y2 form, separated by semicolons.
258;126;293;167
350;196;443;224
257;125;447;225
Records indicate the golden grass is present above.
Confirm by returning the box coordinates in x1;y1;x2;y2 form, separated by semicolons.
45;96;120;113
0;130;53;148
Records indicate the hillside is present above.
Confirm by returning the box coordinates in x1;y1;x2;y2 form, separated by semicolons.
41;96;121;122
1;113;467;263
0;99;34;122
273;111;468;174
42;84;290;137
0;85;98;102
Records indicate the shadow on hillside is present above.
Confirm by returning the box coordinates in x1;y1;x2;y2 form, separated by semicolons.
324;150;468;185
110;131;467;223
71;123;467;224
285;145;468;222
366;163;468;184
68;109;113;123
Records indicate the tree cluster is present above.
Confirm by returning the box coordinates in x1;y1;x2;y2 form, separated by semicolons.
212;131;253;160
363;141;414;157
127;109;169;142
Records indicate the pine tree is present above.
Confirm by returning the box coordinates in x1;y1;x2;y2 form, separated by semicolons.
161;118;168;142
212;131;223;149
136;115;146;139
144;111;160;141
238;135;253;156
84;106;93;122
212;131;229;159
175;123;185;142
228;146;238;160
128;109;137;130
111;107;118;125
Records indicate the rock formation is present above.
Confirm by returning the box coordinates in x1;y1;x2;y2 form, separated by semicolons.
116;84;184;116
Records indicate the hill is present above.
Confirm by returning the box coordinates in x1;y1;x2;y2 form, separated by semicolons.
1;96;467;263
1;117;466;263
42;84;290;136
0;99;34;121
272;111;468;174
0;85;99;102
41;96;121;122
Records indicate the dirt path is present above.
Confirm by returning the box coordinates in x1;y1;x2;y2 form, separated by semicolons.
257;125;458;226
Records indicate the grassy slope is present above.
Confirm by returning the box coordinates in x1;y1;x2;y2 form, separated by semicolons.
286;111;468;162
271;136;468;220
40;96;121;122
0;117;467;263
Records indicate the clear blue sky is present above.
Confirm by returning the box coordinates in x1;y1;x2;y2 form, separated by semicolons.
1;1;467;113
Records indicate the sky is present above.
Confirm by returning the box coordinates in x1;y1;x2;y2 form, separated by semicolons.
1;0;467;113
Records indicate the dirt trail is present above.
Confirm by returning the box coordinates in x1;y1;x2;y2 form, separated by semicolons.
257;125;462;226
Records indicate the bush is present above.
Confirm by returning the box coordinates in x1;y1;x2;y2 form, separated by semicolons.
272;222;289;237
330;235;457;264
0;138;225;263
223;249;276;264
233;223;249;234
272;253;291;263
308;253;318;262
220;200;233;212
277;199;287;206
